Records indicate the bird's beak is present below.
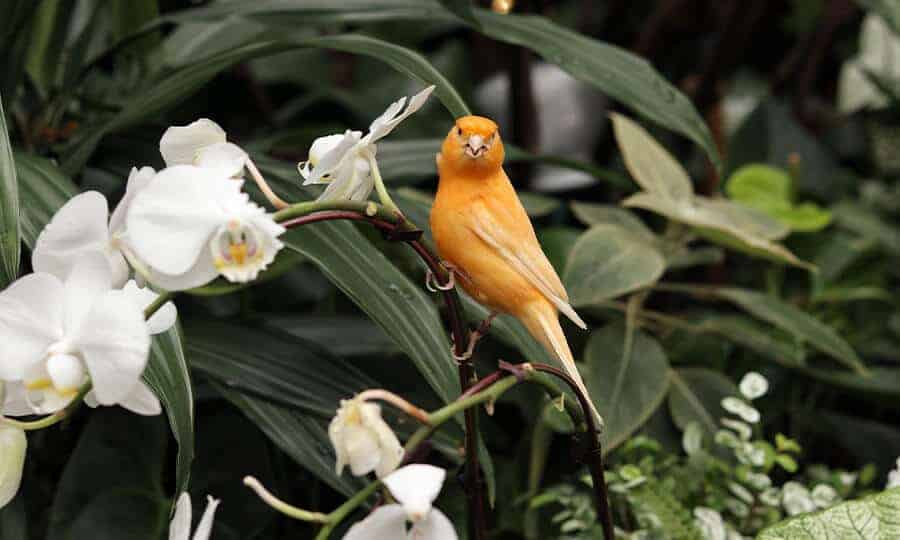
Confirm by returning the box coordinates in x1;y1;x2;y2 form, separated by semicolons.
464;134;489;158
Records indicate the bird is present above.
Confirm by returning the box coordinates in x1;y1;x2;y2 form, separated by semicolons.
430;115;600;424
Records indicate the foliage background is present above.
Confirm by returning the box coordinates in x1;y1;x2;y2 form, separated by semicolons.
1;0;899;539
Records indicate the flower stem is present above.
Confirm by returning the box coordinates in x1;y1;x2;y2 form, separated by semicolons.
312;481;382;540
243;476;329;523
356;389;431;425
0;383;91;431
365;150;402;217
144;291;173;320
245;157;290;210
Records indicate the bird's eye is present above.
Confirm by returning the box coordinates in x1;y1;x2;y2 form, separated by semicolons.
456;127;463;136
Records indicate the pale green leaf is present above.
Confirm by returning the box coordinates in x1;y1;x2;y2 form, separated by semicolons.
0;94;19;286
610;113;694;201
725;164;831;233
668;368;738;439
563;224;666;306
759;487;900;539
14;152;77;247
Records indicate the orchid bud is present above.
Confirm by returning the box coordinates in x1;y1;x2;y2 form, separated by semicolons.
0;425;26;509
328;396;403;478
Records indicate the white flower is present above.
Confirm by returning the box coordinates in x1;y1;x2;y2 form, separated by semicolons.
693;507;726;540
720;418;752;441
782;482;816;516
299;86;434;202
343;464;457;540
759;487;781;507
126;165;285;291
838;14;900;114
738;372;768;400
721;397;760;424
169;492;220;540
811;484;838;508
0;424;26;509
160;119;248;179
887;458;900;489
329;396;403;478
0;254;151;414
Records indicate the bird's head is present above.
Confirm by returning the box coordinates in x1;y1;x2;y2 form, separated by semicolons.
440;115;504;175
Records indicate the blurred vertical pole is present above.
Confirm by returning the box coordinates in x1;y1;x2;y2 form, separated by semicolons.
508;0;538;184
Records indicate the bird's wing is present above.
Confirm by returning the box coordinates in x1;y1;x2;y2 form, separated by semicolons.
468;198;587;329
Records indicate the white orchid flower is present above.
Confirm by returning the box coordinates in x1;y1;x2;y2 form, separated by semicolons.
0;423;26;509
126;165;285;291
738;372;768;401
0;254;151;415
343;464;457;540
328;395;403;478
299;86;435;202
169;492;220;540
161;118;248;179
838;14;900;114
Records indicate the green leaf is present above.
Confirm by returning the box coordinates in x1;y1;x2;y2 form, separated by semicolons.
475;12;721;173
47;409;168;540
563;224;666;306
570;202;655;241
263;314;399;357
0;94;20;286
519;192;561;218
584;323;670;453
696;315;806;367
63;34;470;173
537;226;580;276
758;487;900;539
215;386;364;497
438;0;479;26
0;1;38;99
14;152;78;247
803;367;900;398
667;368;737;439
713;287;867;373
725;164;831;232
610;113;694;201
186;320;377;417
142;324;194;502
831;201;900;256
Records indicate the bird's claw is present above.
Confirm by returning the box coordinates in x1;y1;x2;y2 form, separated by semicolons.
425;264;455;292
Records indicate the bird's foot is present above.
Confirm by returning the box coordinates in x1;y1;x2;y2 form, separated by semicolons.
425;262;456;292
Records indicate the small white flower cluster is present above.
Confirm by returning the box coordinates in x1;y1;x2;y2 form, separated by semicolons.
693;507;744;540
328;394;456;540
716;372;768;468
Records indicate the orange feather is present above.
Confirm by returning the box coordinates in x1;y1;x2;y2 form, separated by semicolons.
430;115;600;424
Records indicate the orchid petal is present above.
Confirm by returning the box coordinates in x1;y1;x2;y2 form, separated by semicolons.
195;142;248;178
144;253;220;292
344;423;382;476
383;464;445;521
160;119;227;167
409;508;458;540
342;505;408;540
360;403;403;478
191;496;221;540
121;280;177;334
305;131;361;185
126;165;232;276
118;381;162;416
365;86;434;143
32;191;111;282
63;253;113;334
0;273;64;380
73;290;150;406
1;383;33;417
170;492;192;540
0;425;26;509
109;166;157;235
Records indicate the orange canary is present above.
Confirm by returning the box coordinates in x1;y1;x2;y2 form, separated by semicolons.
430;115;599;423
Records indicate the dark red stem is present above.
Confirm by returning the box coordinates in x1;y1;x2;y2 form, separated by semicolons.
282;210;487;540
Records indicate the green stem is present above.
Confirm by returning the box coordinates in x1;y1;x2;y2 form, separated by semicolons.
0;383;91;431
272;199;409;229
313;481;382;540
144;291;173;320
366;150;402;217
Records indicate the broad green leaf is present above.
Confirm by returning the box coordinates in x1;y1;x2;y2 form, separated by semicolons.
186;320;377;417
0;2;38;99
0;95;20;286
570;202;655;241
666;246;724;269
216;386;364;497
263;314;399;357
476;12;721;173
47;409;168;540
803;367;900;398
668;368;737;439
714;287;866;373
856;0;900;35
831;201;900;256
14;152;78;247
696;315;806;367
537;226;580;276
813;231;876;284
63;34;470;173
24;0;73;93
438;0;479;26
584;323;670;453
109;0;160;57
167;0;455;26
519;192;561;218
610;113;694;201
726;164;831;232
623;192;812;269
142;324;194;501
758;487;900;539
564;224;666;306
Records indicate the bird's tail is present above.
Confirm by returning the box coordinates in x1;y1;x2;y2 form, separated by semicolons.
518;301;603;426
